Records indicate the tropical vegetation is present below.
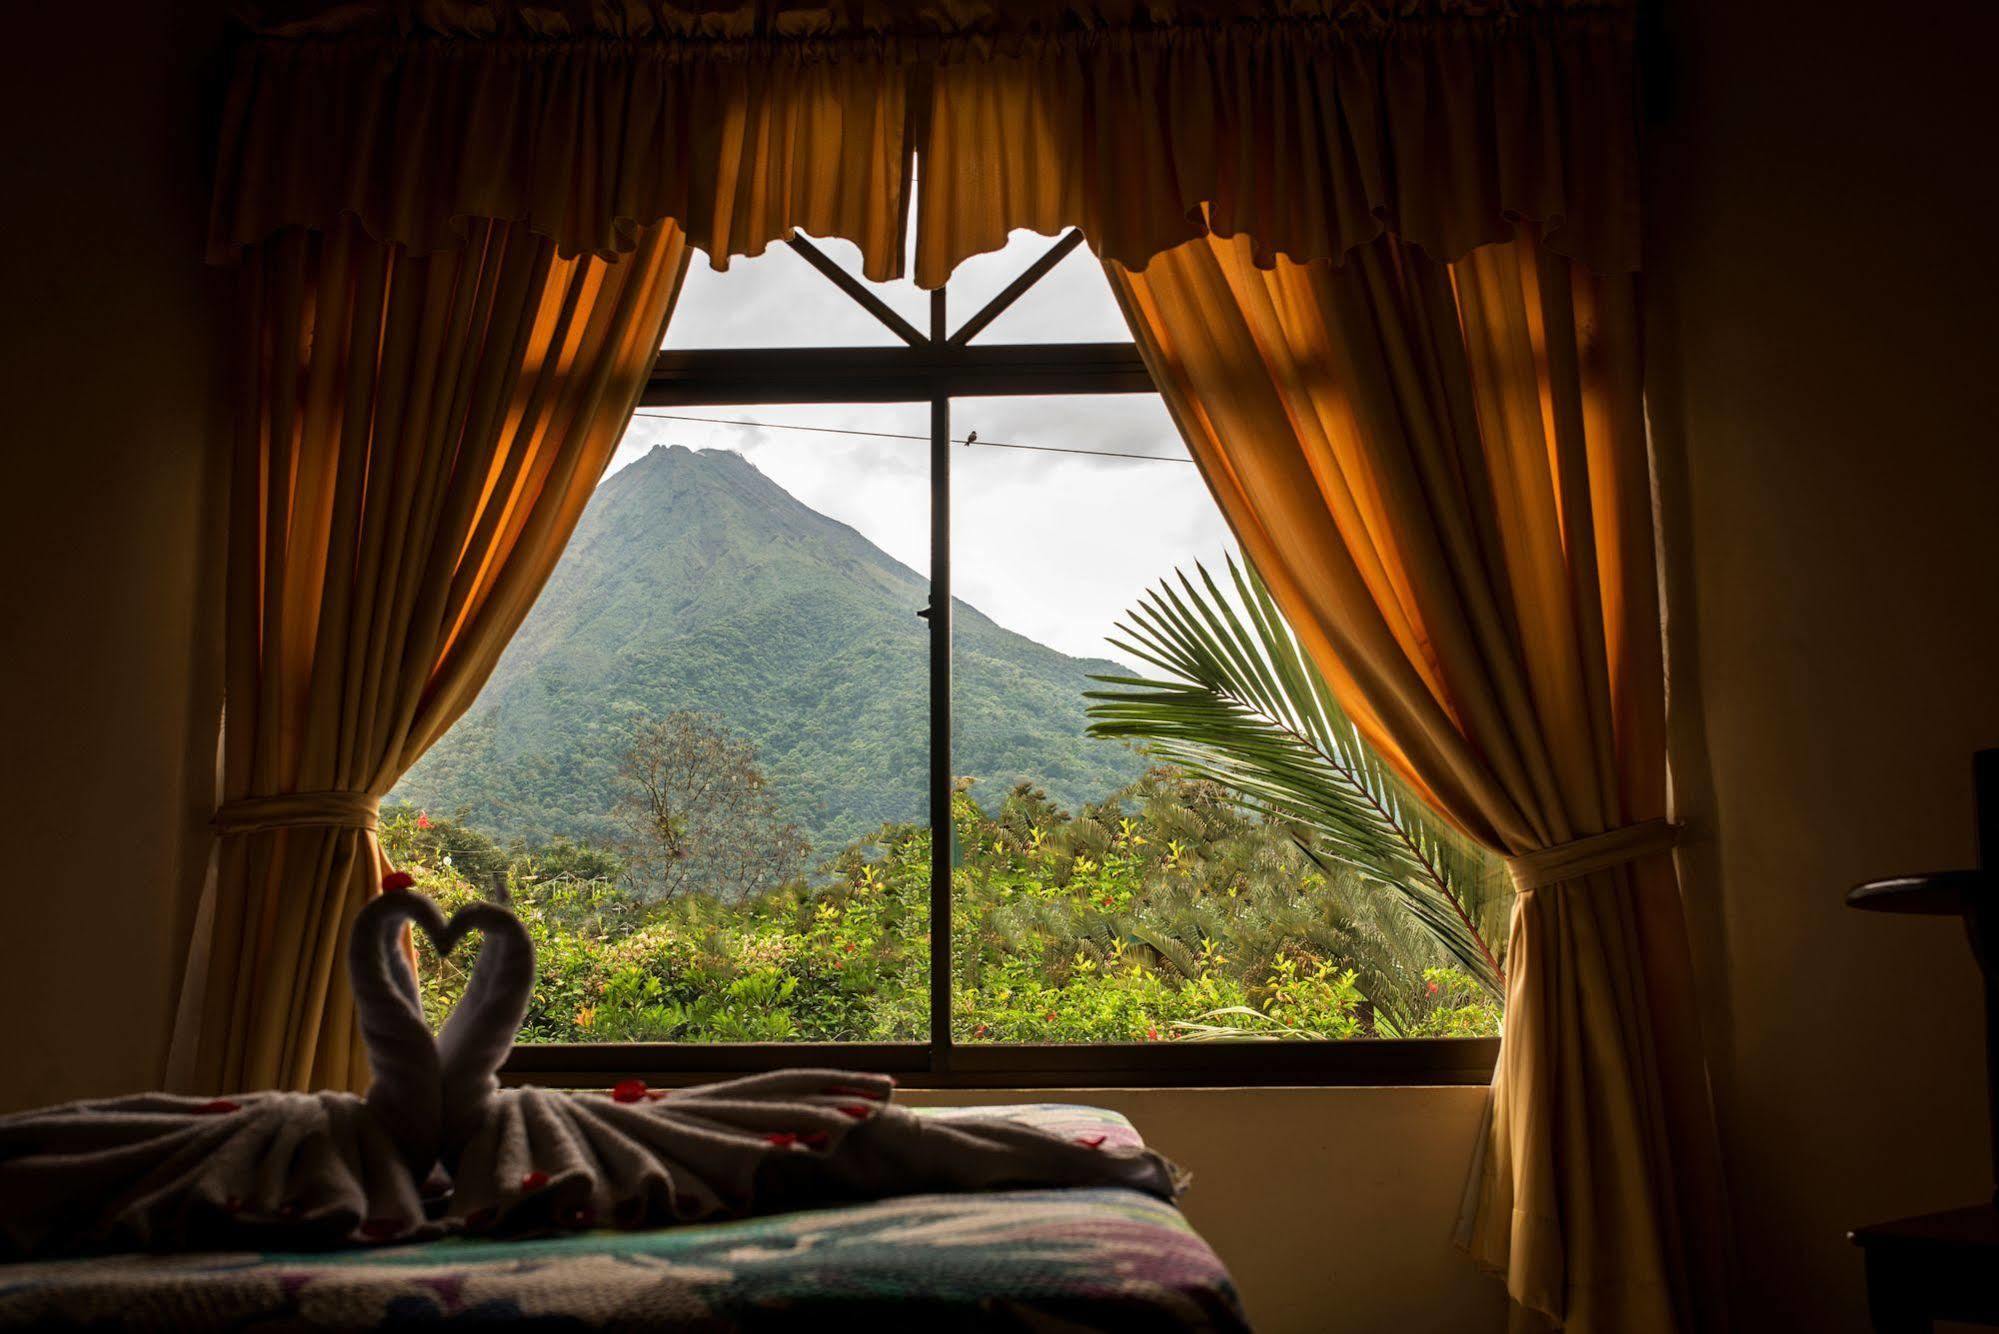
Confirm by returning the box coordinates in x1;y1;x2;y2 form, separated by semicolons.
390;762;1500;1047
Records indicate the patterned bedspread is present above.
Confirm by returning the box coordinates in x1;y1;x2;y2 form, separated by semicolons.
0;1104;1250;1332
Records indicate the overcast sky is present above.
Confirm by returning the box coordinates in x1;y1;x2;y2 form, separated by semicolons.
602;229;1238;670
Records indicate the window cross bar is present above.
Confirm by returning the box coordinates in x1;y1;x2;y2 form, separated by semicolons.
785;231;930;347
948;229;1086;346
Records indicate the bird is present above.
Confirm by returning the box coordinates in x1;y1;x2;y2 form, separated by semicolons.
963;430;977;448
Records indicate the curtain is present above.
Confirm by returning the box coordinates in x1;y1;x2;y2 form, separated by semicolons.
916;7;1637;287
208;16;915;278
211;2;1639;287
1106;229;1726;1333
175;217;689;1094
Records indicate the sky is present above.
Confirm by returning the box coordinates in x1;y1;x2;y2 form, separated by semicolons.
601;228;1239;670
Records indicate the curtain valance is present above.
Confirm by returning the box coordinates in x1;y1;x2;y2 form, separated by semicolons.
208;0;1639;282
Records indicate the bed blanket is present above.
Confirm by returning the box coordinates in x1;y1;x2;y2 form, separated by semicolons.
0;1107;1251;1332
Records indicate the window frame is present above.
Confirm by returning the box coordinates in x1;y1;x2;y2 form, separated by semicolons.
499;233;1501;1089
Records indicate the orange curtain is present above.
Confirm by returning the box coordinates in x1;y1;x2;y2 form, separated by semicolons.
1107;228;1726;1333
209;15;914;280
212;3;1639;289
917;6;1638;287
173;217;689;1093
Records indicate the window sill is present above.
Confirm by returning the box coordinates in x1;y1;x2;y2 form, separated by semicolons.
501;1038;1499;1090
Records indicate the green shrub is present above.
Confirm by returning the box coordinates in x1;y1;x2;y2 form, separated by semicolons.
383;768;1501;1047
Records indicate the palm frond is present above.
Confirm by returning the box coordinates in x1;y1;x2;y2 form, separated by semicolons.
1125;921;1198;979
1088;559;1506;1000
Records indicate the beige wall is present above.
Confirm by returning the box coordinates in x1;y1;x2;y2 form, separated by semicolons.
1646;1;1999;1329
906;1087;1503;1333
0;3;231;1109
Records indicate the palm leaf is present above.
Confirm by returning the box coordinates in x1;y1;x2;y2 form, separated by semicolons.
1125;922;1198;979
1088;559;1505;1000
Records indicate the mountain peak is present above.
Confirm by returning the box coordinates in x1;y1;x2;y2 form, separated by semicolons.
629;441;757;475
392;447;1140;851
600;442;798;520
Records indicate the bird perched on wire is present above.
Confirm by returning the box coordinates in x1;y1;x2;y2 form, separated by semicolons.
963;430;978;448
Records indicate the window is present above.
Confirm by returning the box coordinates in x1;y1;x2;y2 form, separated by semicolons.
389;225;1502;1087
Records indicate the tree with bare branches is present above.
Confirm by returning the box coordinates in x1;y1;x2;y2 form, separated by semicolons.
612;711;809;902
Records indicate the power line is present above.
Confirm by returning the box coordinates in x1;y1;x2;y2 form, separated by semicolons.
629;411;1194;465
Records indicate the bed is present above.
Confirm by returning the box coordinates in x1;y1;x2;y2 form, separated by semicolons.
0;1104;1250;1331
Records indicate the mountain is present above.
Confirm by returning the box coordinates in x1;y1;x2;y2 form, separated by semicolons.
389;444;1143;854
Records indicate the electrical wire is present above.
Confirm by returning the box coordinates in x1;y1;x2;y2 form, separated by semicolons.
629;410;1194;464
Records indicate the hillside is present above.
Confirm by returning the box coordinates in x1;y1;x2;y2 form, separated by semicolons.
390;445;1143;854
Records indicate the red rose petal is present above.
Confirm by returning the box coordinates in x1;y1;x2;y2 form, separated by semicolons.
520;1171;551;1191
610;1079;648;1103
1078;1134;1108;1149
197;1098;240;1115
381;871;415;893
837;1104;871;1119
763;1131;798;1148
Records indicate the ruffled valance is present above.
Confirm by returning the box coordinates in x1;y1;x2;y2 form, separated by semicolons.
207;32;912;276
208;0;1639;279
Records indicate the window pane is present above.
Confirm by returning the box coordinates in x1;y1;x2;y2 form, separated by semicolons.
947;395;1506;1044
663;225;1130;350
387;405;933;1044
944;233;1131;344
664;239;926;349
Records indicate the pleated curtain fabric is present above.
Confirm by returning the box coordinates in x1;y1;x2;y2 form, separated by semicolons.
1105;229;1726;1333
210;4;1639;290
914;7;1639;287
207;19;916;280
177;217;689;1094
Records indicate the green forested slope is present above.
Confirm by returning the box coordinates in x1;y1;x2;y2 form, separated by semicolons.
390;445;1142;853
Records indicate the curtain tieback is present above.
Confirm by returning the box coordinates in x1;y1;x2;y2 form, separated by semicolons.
212;790;382;837
1504;818;1682;893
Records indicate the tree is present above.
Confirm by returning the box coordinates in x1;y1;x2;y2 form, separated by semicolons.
612;710;808;902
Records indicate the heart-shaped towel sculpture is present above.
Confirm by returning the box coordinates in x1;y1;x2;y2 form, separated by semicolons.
0;887;1184;1260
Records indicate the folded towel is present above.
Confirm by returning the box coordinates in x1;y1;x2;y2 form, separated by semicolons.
0;1091;438;1258
446;1070;1183;1236
0;888;1183;1259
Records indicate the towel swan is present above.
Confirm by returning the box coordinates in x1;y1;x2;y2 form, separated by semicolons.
0;887;1183;1259
429;897;1183;1234
0;889;450;1258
